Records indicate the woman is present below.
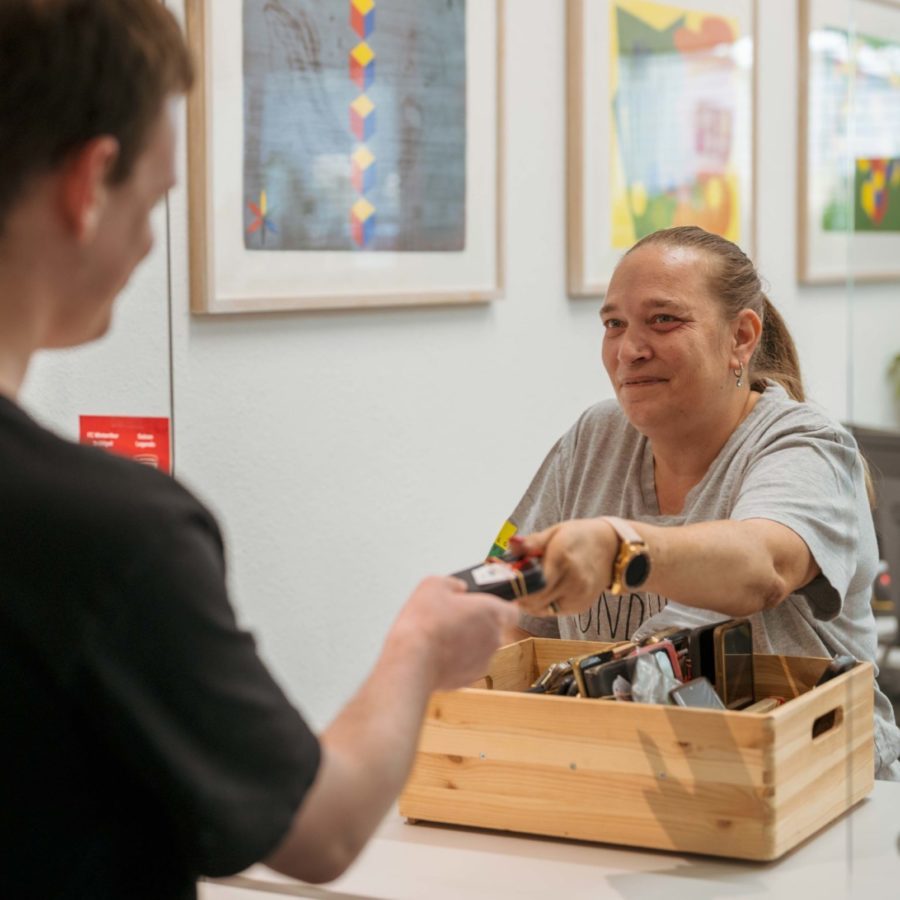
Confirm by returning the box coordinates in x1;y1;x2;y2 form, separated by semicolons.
504;226;900;779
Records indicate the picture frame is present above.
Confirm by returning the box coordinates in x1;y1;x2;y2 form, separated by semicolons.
798;0;900;283
186;0;504;314
567;0;756;297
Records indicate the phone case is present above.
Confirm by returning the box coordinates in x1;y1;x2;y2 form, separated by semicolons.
713;618;755;709
689;621;724;683
668;676;725;709
452;555;546;601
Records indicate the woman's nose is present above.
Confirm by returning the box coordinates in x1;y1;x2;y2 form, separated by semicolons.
618;328;651;364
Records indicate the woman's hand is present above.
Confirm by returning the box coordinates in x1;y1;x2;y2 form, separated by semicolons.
511;518;618;617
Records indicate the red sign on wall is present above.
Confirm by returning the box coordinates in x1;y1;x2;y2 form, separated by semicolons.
79;416;171;475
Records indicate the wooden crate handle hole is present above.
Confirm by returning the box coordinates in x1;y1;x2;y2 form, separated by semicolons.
812;706;843;740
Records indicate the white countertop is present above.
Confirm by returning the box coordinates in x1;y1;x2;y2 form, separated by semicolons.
200;781;900;900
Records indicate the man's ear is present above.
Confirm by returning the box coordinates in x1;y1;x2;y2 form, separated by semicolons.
732;307;763;369
59;137;120;242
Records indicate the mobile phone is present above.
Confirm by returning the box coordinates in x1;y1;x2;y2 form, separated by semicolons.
452;553;545;601
581;656;633;699
570;650;615;697
814;655;858;687
668;676;726;709
713;618;755;709
570;642;637;696
526;660;573;694
640;627;692;678
632;640;683;681
640;626;692;652
688;622;722;683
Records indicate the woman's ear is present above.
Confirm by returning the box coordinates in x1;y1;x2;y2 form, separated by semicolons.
732;307;762;368
58;136;120;243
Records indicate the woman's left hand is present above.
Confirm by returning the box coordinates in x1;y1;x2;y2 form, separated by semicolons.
510;518;618;617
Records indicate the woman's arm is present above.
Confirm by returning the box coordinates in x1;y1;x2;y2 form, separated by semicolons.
513;517;820;620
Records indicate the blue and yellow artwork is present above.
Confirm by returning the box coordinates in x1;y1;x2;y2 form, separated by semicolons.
243;0;467;252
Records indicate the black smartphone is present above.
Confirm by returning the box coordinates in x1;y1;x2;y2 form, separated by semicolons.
688;622;722;683
570;650;616;696
452;553;545;601
581;657;633;699
814;655;858;687
713;618;755;709
668;676;726;709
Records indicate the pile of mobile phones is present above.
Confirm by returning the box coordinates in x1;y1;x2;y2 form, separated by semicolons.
525;619;754;708
523;617;859;710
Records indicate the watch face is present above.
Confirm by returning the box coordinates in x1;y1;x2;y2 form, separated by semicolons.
625;551;650;588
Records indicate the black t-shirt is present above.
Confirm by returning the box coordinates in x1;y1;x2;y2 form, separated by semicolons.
0;397;321;899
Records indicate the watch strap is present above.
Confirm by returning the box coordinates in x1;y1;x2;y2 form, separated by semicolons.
601;516;645;546
601;516;650;593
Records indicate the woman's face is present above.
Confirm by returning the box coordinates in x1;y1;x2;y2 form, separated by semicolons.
600;243;739;439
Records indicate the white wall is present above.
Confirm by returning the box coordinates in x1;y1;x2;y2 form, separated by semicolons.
22;0;900;728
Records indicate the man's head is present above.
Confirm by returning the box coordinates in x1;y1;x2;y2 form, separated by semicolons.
0;0;193;232
0;0;193;349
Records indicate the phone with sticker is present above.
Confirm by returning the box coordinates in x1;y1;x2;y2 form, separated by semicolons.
452;552;546;601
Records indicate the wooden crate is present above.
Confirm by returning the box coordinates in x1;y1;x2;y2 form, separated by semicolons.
399;638;875;861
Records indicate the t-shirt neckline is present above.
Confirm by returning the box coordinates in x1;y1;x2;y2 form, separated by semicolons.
639;382;779;518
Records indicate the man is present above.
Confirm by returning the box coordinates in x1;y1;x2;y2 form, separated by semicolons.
0;3;516;898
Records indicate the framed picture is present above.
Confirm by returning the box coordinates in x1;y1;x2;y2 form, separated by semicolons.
799;0;900;283
186;0;503;314
567;0;756;297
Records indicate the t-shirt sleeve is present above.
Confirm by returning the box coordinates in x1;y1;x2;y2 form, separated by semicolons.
730;422;866;621
78;512;320;877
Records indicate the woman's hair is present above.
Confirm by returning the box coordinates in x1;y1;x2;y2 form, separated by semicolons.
624;226;805;402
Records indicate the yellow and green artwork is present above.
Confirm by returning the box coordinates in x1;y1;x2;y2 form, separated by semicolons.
610;0;748;248
855;158;900;231
814;29;900;235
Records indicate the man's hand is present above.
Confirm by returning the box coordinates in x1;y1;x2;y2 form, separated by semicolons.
265;575;516;883
511;518;617;617
388;575;518;691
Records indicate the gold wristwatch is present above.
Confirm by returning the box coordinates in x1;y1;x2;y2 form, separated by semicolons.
602;516;651;594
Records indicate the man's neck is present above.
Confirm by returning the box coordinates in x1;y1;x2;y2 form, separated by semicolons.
0;262;52;401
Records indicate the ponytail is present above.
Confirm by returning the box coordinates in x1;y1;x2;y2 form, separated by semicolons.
751;296;805;402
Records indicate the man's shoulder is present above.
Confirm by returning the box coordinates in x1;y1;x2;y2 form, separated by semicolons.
0;403;216;549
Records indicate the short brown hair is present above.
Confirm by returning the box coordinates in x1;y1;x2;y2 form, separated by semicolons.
0;0;193;229
625;226;805;402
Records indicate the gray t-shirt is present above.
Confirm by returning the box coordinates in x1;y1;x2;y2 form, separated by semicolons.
508;382;900;779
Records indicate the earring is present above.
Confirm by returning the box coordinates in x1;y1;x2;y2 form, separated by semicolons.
733;363;744;388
